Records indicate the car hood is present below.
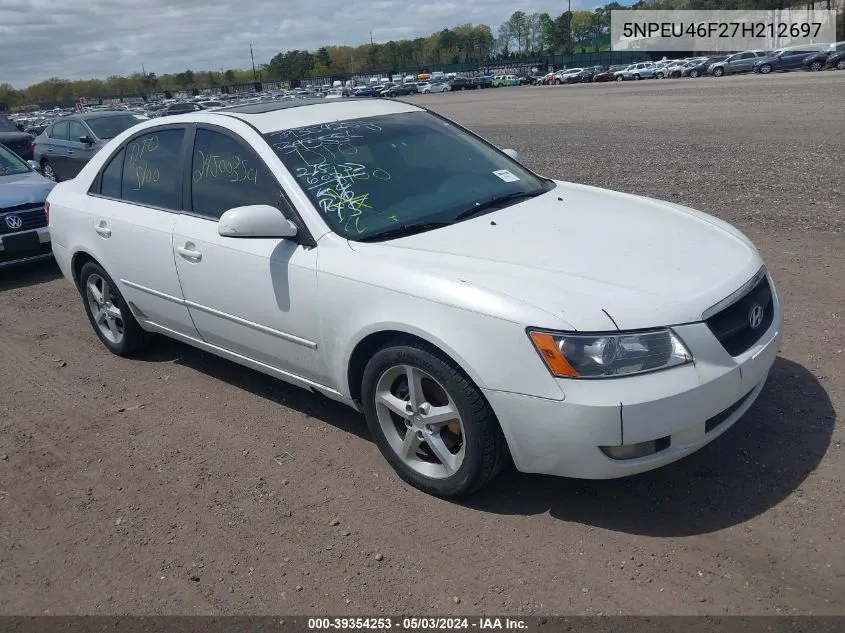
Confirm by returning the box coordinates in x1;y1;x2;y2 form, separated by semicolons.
0;170;55;206
348;181;761;331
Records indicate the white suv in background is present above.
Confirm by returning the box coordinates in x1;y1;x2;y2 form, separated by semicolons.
615;62;656;81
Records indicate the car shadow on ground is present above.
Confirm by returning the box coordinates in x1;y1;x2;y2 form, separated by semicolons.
136;341;835;536
463;356;836;536
135;340;370;441
0;259;62;291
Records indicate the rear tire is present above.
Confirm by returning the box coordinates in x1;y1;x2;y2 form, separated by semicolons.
79;261;150;357
361;340;509;498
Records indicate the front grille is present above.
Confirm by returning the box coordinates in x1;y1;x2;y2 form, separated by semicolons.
705;275;774;356
0;204;47;235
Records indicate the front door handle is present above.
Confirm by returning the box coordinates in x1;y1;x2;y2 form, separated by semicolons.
177;245;202;262
94;221;111;238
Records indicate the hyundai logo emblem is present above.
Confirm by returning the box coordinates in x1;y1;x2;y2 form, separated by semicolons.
4;214;23;230
748;304;764;330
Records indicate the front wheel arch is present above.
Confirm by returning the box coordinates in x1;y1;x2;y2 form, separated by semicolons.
346;329;485;407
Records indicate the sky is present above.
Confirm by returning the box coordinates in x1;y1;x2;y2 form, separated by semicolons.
1;0;591;89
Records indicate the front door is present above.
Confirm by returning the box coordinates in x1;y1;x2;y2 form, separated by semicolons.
64;120;98;179
172;126;325;383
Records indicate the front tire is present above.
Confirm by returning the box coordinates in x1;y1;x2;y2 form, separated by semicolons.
41;160;58;182
689;69;700;78
759;64;772;74
809;60;823;72
713;66;725;77
836;59;845;71
361;340;509;498
79;261;149;357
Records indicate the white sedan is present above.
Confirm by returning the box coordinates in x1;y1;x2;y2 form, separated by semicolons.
46;98;782;498
421;82;450;94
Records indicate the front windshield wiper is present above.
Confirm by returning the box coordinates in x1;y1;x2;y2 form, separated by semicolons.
452;189;546;222
356;221;453;243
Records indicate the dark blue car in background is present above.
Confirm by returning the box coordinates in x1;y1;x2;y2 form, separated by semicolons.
0;144;55;268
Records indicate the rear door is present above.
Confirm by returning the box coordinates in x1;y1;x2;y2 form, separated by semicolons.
86;125;200;337
45;120;69;178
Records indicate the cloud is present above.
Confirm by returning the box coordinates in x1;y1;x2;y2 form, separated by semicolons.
1;0;589;88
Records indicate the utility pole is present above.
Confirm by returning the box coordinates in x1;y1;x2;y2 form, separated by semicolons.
370;31;374;47
567;0;572;54
250;44;258;81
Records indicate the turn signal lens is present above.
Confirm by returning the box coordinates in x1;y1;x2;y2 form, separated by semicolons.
528;331;579;377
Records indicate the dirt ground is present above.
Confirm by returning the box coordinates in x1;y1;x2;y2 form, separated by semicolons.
1;72;843;616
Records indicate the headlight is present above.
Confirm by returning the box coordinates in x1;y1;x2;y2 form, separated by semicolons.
528;328;692;379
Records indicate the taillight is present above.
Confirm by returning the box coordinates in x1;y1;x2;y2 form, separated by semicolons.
45;201;50;224
31;141;36;153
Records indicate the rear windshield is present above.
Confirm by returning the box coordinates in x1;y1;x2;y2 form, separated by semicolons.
0;115;19;133
86;115;142;140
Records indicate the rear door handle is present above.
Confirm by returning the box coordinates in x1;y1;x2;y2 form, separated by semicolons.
94;221;111;238
176;245;202;262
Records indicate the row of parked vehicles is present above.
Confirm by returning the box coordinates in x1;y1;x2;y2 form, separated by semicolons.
535;41;845;84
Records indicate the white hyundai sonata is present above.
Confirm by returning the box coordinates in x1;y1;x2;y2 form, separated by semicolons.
46;98;782;497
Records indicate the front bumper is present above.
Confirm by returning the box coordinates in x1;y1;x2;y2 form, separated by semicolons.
485;285;783;479
0;226;52;268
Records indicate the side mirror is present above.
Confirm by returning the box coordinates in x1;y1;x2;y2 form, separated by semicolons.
218;204;298;239
79;135;93;145
502;148;520;162
28;160;41;173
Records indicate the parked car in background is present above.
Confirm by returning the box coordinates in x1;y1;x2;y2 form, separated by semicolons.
752;45;831;74
574;66;605;83
33;111;144;182
421;82;450;94
709;51;769;76
385;83;419;96
162;102;207;116
0;143;55;267
470;76;493;89
47;98;783;498
449;77;471;90
686;55;728;78
0;114;36;161
554;68;585;84
593;65;627;82
353;86;378;97
492;75;519;87
614;62;656;81
802;41;845;71
825;49;845;70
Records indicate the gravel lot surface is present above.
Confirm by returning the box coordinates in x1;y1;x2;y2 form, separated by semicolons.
1;72;843;616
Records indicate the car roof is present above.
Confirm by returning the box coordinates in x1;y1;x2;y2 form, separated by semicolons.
207;98;423;133
63;111;136;120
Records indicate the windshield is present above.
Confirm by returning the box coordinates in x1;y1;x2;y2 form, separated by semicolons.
0;115;19;133
0;144;30;176
86;115;142;140
264;111;552;240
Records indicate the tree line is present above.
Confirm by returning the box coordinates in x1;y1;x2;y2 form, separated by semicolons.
1;0;819;109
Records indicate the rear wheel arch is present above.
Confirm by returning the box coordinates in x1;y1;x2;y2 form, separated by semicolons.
71;250;99;289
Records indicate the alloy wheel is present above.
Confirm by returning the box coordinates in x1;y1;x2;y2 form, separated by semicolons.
374;365;466;479
42;162;56;182
85;273;125;345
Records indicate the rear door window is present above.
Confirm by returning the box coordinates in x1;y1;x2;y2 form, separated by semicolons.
119;129;186;210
